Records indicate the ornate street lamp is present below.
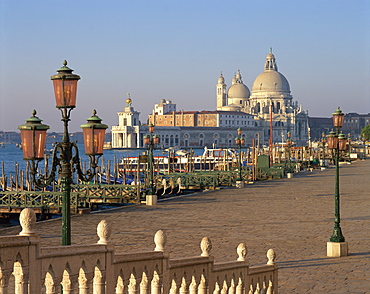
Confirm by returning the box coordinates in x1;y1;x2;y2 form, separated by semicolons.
327;107;347;256
321;133;327;167
285;132;293;174
144;123;160;203
18;61;108;246
234;128;245;187
361;134;366;160
347;133;351;163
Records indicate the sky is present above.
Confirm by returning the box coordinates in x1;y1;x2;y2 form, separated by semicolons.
1;0;369;132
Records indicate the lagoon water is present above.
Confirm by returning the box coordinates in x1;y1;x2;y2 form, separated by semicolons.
0;143;205;176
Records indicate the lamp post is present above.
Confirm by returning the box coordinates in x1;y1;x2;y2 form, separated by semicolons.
18;61;108;246
321;133;327;168
285;132;293;177
144;123;159;204
361;134;366;160
326;107;348;257
234;128;245;188
347;133;351;163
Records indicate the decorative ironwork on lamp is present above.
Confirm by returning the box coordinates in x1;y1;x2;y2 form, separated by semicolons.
18;61;108;246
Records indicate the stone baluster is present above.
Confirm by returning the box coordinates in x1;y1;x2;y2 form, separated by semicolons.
115;275;124;294
197;274;207;294
128;273;138;294
0;268;13;294
44;272;57;294
78;271;94;294
93;269;106;294
154;230;166;252
236;277;243;294
260;281;267;294
228;279;235;294
254;282;260;294
200;237;212;256
213;282;220;294
13;262;27;294
189;276;197;294
169;279;177;294
61;269;78;294
179;277;188;294
266;280;273;294
221;280;228;294
140;273;149;294
151;271;161;294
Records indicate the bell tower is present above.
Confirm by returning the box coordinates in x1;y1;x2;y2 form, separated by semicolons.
216;73;227;110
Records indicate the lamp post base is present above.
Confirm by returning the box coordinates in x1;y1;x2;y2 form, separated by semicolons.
327;241;348;257
146;195;158;206
236;180;244;188
287;172;293;179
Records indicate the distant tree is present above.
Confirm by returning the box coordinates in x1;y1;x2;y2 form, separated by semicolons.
360;125;370;140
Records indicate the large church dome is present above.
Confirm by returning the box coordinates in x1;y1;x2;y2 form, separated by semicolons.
252;71;290;93
251;51;290;94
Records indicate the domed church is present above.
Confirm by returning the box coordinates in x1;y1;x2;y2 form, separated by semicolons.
216;50;309;145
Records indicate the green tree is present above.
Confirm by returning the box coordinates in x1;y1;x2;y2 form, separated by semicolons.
360;125;370;140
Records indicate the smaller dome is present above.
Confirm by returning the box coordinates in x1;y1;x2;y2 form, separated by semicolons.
228;83;250;99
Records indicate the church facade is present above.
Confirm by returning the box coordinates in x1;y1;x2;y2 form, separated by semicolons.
111;51;309;148
216;50;309;145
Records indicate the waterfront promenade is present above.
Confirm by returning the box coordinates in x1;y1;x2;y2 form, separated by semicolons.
2;160;370;293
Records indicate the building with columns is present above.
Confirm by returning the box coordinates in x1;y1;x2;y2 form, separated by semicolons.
111;96;143;148
111;50;309;148
111;97;261;149
217;50;309;145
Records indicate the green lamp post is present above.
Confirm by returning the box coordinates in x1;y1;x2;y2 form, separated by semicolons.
18;61;108;246
321;133;326;167
285;132;293;173
361;134;366;160
144;123;159;197
326;107;347;243
347;133;351;163
234;128;245;186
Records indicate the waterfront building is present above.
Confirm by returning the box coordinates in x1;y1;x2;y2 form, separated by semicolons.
111;97;262;149
111;96;143;148
217;50;309;145
111;51;308;148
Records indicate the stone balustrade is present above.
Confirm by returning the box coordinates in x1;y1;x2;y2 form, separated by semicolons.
0;208;278;293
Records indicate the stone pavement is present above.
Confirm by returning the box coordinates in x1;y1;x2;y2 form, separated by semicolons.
2;160;370;293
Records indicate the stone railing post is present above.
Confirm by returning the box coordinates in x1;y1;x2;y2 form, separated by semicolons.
19;208;41;294
154;230;166;252
200;237;212;256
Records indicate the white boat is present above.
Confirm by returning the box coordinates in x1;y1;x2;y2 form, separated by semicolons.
118;147;238;172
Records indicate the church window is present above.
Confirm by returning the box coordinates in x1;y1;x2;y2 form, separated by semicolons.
240;100;242;104
133;118;136;125
123;118;127;126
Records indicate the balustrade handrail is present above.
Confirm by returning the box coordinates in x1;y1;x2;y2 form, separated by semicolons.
0;208;279;293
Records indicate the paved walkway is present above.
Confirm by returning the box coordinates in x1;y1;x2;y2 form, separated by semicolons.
2;160;370;293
